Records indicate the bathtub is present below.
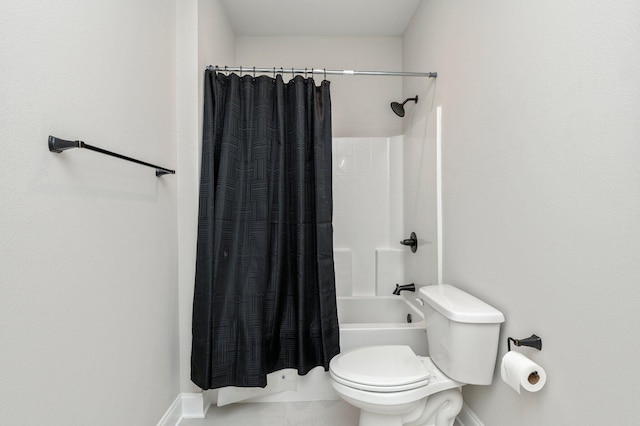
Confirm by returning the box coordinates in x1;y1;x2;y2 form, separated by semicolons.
214;295;428;405
337;295;428;355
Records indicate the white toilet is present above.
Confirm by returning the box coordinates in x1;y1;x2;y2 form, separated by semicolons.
329;284;505;426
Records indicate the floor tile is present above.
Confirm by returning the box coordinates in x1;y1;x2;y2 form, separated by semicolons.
284;400;359;426
179;401;358;426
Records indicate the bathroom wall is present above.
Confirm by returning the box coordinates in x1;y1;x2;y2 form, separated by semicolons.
176;0;236;394
404;1;640;425
398;83;439;289
235;36;403;137
0;1;179;425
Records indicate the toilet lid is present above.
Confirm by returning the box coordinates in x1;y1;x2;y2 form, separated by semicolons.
330;345;431;388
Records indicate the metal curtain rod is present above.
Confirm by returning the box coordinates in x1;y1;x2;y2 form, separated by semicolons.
208;65;437;78
48;135;175;177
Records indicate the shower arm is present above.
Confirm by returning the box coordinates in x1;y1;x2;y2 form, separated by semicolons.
401;96;419;106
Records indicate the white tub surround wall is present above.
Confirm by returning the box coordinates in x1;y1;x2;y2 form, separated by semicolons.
375;248;406;295
333;248;354;296
404;1;640;425
333;137;404;296
1;1;179;424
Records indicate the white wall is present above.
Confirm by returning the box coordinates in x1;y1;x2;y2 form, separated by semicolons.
235;36;403;137
400;81;439;288
0;1;179;424
176;0;236;394
404;1;640;424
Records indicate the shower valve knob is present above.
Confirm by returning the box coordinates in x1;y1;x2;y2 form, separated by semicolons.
400;232;418;253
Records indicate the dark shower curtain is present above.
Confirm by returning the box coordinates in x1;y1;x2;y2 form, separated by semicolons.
191;69;340;390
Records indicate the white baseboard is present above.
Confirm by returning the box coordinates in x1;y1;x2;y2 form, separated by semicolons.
157;392;480;426
156;395;183;426
456;403;484;426
156;393;211;426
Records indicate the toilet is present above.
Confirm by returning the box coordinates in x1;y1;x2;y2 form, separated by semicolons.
329;284;505;426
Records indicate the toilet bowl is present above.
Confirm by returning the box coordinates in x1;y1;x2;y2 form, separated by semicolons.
329;284;505;426
329;345;463;426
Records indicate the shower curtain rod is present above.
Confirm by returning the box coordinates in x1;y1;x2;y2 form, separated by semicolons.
208;65;437;78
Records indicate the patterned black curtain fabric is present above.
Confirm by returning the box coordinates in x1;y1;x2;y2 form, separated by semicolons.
191;70;340;390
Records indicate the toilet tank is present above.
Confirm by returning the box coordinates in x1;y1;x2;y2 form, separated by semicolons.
419;284;505;385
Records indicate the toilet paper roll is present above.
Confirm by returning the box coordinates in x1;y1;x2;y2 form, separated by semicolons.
501;351;546;394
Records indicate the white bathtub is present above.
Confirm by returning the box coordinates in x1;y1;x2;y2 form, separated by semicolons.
337;295;428;355
213;295;428;405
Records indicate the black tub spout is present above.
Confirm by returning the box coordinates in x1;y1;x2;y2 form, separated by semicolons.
393;283;416;295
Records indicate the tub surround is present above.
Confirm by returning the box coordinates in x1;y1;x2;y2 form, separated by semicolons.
332;136;407;297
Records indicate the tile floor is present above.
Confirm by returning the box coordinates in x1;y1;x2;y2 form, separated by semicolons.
179;400;360;426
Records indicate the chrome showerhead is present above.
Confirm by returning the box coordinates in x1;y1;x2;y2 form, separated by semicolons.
390;95;418;117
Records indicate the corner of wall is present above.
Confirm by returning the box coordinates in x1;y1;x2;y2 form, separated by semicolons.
156;393;212;426
177;0;236;393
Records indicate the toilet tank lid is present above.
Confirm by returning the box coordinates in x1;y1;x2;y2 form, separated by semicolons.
419;284;505;323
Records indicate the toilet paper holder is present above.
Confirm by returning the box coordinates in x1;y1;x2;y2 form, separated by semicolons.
507;334;542;351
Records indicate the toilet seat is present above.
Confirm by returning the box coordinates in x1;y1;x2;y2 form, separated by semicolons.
330;346;435;392
329;345;464;409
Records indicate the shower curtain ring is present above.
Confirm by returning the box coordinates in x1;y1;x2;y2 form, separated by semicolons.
240;66;243;76
253;67;256;78
324;68;327;80
224;66;228;75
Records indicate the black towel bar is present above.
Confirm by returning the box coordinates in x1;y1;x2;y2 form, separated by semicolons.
48;135;175;177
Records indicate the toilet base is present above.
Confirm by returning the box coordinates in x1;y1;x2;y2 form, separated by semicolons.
359;410;404;426
351;389;463;426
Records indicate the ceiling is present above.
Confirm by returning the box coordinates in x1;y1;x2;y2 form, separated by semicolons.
219;0;421;37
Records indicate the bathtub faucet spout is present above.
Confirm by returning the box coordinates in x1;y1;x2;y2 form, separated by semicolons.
393;283;415;295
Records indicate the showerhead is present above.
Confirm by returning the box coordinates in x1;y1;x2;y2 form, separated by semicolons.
390;96;419;117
